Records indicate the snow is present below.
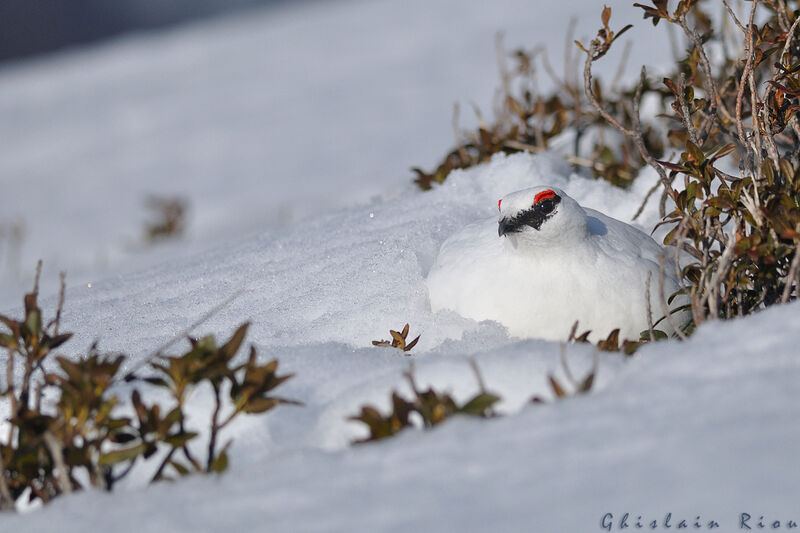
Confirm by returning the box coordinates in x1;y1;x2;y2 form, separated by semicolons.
1;0;797;531
4;299;800;532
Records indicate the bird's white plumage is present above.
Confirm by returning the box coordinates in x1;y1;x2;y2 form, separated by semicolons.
426;186;689;342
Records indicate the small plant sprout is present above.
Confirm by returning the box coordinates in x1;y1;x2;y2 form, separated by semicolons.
371;323;420;353
143;195;187;243
532;344;599;404
350;360;501;443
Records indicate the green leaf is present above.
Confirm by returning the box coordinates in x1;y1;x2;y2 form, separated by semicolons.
194;335;217;353
459;393;501;416
99;443;147;466
24;309;41;340
242;397;280;414
170;460;191;476
163;407;184;427
639;329;668;341
0;333;16;349
163;431;198;448
56;356;84;384
47;333;73;350
686;141;704;164
210;450;228;473
220;322;250;359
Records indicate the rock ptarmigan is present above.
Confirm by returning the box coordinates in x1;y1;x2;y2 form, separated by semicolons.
426;186;689;342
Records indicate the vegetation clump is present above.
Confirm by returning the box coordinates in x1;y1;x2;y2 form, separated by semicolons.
579;1;800;325
351;362;500;443
143;195;187;243
0;264;297;511
371;323;420;353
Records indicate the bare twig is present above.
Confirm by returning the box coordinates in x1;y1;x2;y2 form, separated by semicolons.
52;272;66;336
666;20;682;62
645;271;656;341
583;46;635;137
559;343;576;387
677;17;719;144
722;0;747;33
631;67;679;203
735;3;758;150
564;17;578;89
0;454;14;510
6;349;15;444
539;46;566;90
496;32;511;99
775;0;791;32
583;44;678;204
206;382;222;472
150;448;177;483
469;359;487;394
452;102;470;163
780;238;800;303
763;13;800;145
658;254;687;340
633;179;663;221
33;260;42;295
403;361;420;397
43;431;72;495
700;229;737;318
677;73;701;146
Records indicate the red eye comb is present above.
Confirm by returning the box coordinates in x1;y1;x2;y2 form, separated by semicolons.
498;199;502;211
534;190;555;205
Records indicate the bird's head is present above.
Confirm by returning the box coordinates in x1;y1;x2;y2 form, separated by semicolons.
497;186;587;246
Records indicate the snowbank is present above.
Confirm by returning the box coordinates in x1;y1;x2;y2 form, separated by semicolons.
4;151;800;532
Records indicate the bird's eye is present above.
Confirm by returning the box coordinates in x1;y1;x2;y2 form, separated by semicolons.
537;198;556;214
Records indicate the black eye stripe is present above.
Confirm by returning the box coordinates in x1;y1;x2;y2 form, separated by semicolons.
500;194;561;233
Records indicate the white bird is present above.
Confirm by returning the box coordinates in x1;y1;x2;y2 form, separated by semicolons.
426;186;689;342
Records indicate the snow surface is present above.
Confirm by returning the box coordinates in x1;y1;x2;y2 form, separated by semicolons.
2;0;797;532
4;149;800;532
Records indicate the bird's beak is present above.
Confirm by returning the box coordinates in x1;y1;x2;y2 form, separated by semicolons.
498;217;512;237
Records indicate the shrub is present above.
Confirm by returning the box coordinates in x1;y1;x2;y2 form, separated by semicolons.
0;264;297;511
578;1;800;323
417;1;800;335
350;361;500;443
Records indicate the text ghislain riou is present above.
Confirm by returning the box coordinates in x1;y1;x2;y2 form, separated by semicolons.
601;512;800;530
